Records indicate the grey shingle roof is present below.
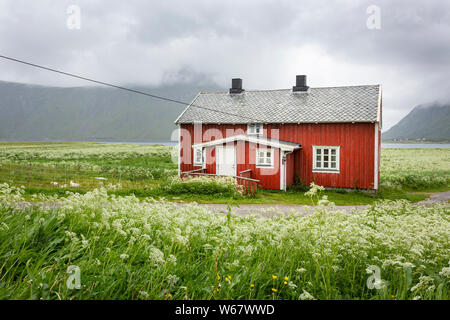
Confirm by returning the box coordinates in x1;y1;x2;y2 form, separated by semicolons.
175;85;381;124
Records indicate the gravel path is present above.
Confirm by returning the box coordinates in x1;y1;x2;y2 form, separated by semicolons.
413;190;450;205
12;191;450;217
188;191;450;217
192;203;366;217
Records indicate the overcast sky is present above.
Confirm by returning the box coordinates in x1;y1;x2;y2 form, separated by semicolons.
1;0;449;130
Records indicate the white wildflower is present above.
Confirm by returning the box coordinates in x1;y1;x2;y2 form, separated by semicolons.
149;247;165;268
167;274;179;285
299;290;315;300
167;254;177;266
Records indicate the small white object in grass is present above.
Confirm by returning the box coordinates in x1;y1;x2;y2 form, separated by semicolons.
70;181;80;187
50;181;59;186
95;177;107;180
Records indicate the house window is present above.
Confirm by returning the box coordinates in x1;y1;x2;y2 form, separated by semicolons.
193;147;203;166
313;146;340;172
256;148;274;167
248;123;263;135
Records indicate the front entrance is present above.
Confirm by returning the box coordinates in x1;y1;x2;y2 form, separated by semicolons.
216;145;236;176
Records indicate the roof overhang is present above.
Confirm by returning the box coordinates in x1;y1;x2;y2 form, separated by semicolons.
192;134;301;152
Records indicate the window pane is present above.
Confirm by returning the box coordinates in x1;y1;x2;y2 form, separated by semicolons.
265;158;271;164
195;149;202;163
331;155;336;161
317;149;321;155
324;155;329;161
259;157;264;164
259;151;264;157
331;149;336;155
266;151;271;157
331;162;336;168
316;162;321;168
316;155;321;161
323;162;328;168
324;149;329;155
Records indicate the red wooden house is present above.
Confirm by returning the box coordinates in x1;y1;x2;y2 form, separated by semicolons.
175;75;382;191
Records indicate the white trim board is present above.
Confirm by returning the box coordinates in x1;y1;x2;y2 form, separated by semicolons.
374;123;379;190
177;124;181;177
192;134;301;152
280;151;285;190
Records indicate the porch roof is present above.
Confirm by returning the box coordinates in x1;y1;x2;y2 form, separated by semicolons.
192;134;301;152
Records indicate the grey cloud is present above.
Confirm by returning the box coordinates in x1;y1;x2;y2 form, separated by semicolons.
0;0;449;130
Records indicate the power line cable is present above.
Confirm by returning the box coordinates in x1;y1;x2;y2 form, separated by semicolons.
0;54;264;122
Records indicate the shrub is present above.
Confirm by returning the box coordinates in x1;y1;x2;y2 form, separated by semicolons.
162;176;244;197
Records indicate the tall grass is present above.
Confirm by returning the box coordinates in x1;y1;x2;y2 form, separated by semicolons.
380;148;450;190
0;183;448;300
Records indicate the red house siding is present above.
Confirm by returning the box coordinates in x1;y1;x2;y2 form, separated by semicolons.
266;123;376;189
286;152;295;187
179;122;378;190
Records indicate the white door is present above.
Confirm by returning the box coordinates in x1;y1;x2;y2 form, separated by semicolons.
216;145;236;176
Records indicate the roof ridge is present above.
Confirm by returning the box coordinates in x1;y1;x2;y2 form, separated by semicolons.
199;84;380;94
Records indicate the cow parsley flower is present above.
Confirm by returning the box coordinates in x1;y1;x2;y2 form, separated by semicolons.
299;290;315;300
167;274;179;285
439;266;450;279
149;247;165;268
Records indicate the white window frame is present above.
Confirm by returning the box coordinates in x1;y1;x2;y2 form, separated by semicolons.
247;123;263;135
312;146;340;173
193;147;204;167
256;147;274;168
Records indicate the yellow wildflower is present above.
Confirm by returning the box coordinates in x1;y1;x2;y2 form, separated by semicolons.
272;275;277;280
272;288;278;293
250;284;255;289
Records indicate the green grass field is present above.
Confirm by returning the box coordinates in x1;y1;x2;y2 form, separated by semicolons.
381;148;450;192
0;143;448;300
1;142;448;204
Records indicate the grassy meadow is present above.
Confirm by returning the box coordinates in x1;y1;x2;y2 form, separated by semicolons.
1;142;449;204
0;142;449;300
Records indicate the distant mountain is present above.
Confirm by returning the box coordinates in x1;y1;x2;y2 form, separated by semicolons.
0;80;223;142
383;102;450;141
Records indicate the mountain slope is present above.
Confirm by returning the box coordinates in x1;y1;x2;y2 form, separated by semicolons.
0;80;222;142
383;102;450;141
